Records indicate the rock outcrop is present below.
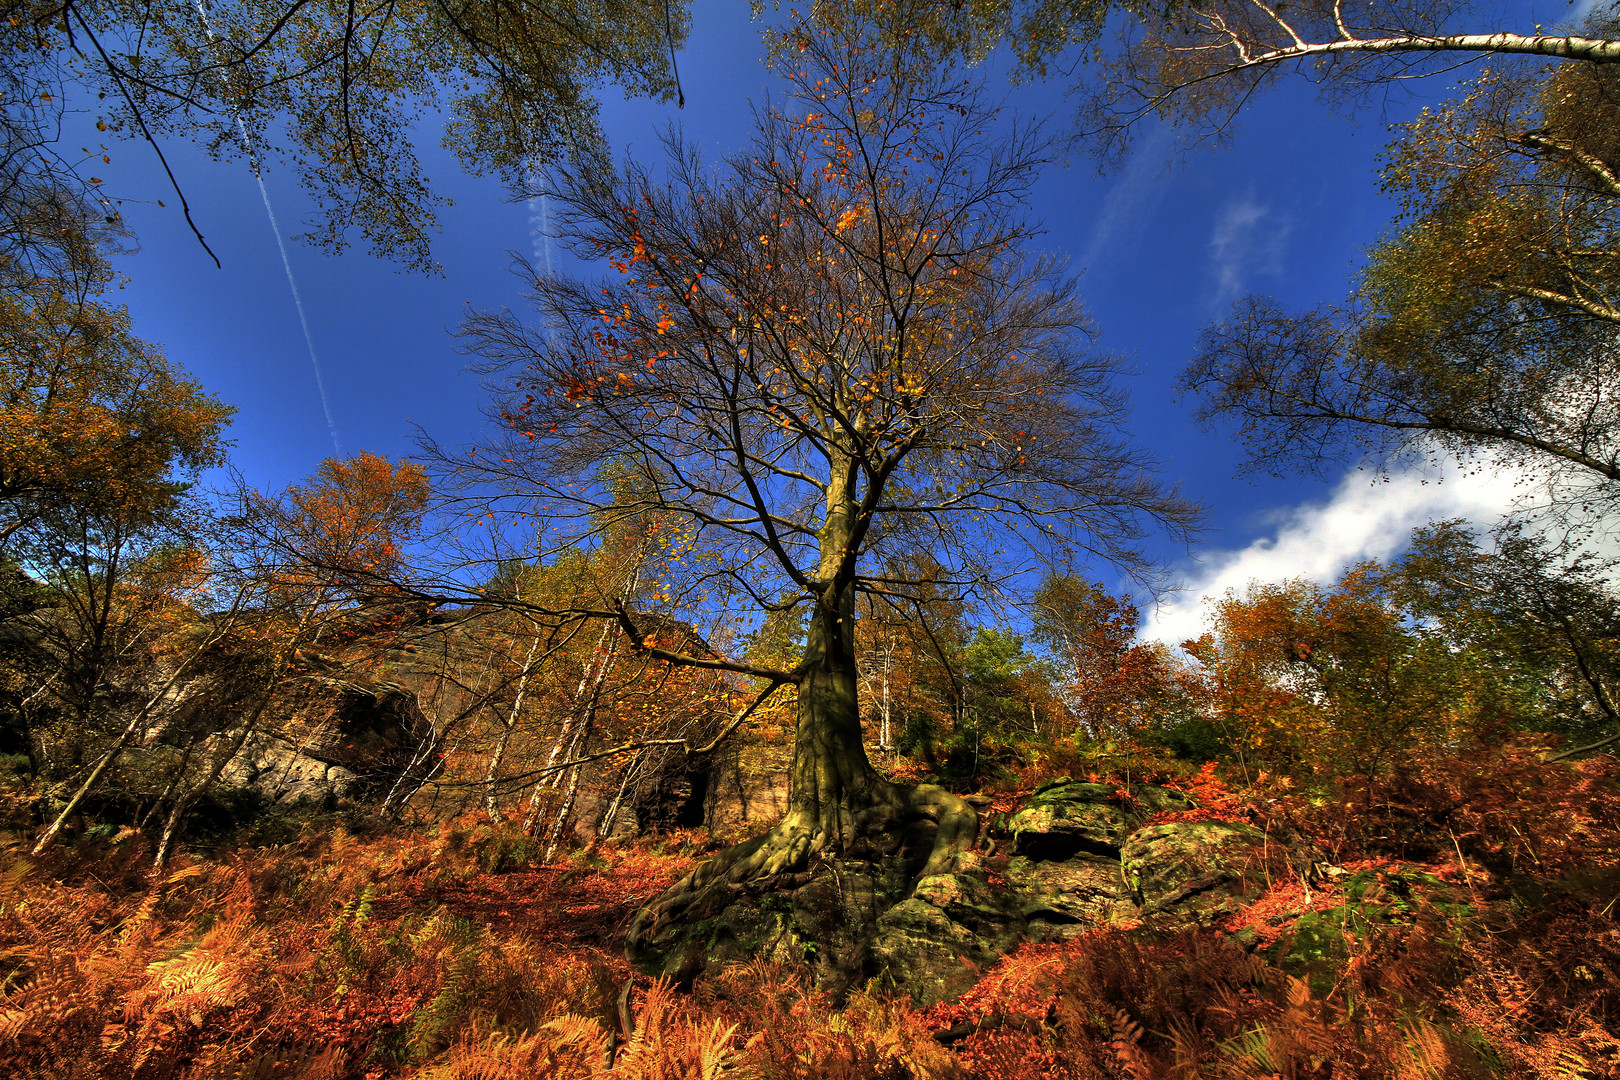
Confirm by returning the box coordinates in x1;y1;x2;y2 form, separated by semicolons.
629;774;1315;1007
221;677;436;809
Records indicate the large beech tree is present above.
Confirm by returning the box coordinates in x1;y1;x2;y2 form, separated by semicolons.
454;18;1195;958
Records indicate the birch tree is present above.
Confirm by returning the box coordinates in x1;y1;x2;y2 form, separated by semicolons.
1182;60;1620;524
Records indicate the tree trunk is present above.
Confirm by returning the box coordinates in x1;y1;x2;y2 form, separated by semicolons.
626;469;979;982
31;635;225;856
524;617;619;833
596;747;644;840
782;577;882;845
543;714;590;862
151;681;279;872
485;629;543;818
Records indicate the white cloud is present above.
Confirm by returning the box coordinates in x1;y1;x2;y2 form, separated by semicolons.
1077;124;1176;275
1141;457;1534;648
1208;195;1291;311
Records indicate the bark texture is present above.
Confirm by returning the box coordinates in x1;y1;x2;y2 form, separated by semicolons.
625;577;979;993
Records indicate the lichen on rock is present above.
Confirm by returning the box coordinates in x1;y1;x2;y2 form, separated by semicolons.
1122;820;1288;922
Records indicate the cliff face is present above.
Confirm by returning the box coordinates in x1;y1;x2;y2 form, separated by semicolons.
220;676;438;809
5;589;794;843
691;737;792;835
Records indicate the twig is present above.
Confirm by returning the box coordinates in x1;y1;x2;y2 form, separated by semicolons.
67;3;220;267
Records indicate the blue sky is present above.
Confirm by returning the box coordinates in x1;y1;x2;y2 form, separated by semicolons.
88;1;1583;639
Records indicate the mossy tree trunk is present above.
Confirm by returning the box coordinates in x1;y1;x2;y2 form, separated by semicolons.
784;448;888;844
625;451;979;978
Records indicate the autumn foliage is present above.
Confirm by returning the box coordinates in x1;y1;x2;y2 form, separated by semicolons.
4;10;1620;1080
2;726;1615;1079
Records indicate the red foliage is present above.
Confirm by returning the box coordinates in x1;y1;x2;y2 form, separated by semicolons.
1147;760;1247;825
7;736;1618;1079
0;822;696;1079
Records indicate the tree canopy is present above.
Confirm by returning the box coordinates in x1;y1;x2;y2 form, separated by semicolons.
1181;54;1620;525
2;0;690;270
438;14;1197;975
0;244;233;549
452;15;1198;695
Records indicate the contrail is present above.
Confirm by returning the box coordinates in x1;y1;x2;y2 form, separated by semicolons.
525;165;555;276
193;0;342;457
249;171;342;456
526;164;559;348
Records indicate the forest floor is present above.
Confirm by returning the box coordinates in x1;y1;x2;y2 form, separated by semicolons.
4;745;1619;1080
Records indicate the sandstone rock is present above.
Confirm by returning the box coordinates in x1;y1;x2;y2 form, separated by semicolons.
1121;820;1281;922
1005;854;1134;937
221;735;364;809
632;843;1021;1008
999;779;1199;937
1005;778;1193;860
220;678;435;809
697;739;792;835
630;778;1304;1009
867;869;1024;1004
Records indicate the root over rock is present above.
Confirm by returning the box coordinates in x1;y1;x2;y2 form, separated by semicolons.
625;783;1015;1004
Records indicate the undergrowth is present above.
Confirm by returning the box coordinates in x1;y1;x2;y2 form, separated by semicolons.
4;744;1617;1079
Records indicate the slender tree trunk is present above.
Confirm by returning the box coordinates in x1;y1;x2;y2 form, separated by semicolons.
597;748;645;839
524;619;621;833
544;715;591;862
485;630;544;818
32;637;225;856
541;620;618;854
151;681;279;871
380;721;440;817
880;644;892;751
32;713;145;855
139;733;203;833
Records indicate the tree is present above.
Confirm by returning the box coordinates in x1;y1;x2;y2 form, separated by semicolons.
0;240;233;548
248;451;431;600
1181;56;1620;523
0;208;233;853
14;484;251;855
449;15;1196;973
853;558;973;761
944;626;1051;783
1179;522;1620;787
1389;520;1620;759
1030;573;1172;740
1182;568;1466;782
1073;0;1620;158
826;0;1620;162
2;0;689;271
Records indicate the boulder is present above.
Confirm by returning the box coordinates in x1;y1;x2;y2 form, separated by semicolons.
221;735;364;809
271;677;434;776
695;738;792;835
649;858;1025;1008
220;677;436;809
868;869;1022;1004
631;778;1307;1006
1121;820;1282;922
1005;778;1194;860
1000;778;1194;937
1005;854;1135;937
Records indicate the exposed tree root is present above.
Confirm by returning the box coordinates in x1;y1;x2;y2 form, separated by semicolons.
625;780;980;987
